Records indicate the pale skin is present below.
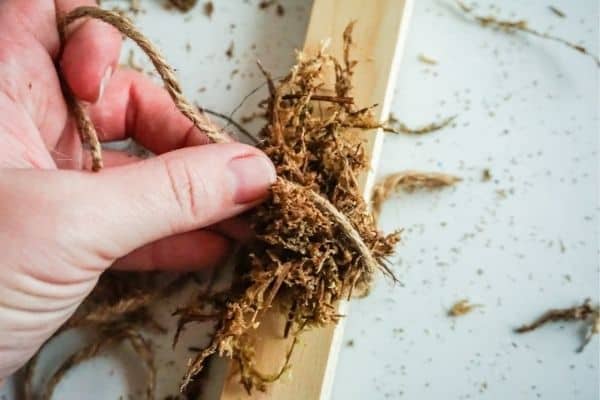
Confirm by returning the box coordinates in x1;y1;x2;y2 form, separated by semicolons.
0;0;276;381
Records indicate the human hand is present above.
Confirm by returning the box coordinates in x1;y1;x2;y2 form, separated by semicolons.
0;0;275;379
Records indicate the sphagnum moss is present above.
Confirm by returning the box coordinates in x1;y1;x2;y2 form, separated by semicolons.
25;8;400;398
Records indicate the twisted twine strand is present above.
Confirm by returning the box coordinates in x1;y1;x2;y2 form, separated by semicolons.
58;6;229;170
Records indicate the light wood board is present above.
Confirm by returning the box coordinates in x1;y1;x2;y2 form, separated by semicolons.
219;1;414;398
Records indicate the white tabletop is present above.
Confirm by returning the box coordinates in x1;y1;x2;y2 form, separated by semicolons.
1;1;597;399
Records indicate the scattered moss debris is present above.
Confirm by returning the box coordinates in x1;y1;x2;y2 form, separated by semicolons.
258;0;284;16
418;53;438;65
371;171;461;220
515;298;599;352
203;1;214;18
448;299;481;317
258;0;276;10
166;0;198;12
386;113;456;135
276;3;285;17
559;240;566;253
225;41;234;59
456;1;599;67
128;0;142;14
548;5;565;18
482;168;492;182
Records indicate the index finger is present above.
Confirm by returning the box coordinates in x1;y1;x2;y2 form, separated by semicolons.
57;0;123;103
87;68;226;153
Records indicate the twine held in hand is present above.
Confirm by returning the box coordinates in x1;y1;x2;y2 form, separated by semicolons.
58;6;230;171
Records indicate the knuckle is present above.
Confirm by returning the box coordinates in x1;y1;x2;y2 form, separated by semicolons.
162;158;207;223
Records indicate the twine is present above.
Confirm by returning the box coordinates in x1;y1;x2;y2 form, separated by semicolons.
58;6;229;171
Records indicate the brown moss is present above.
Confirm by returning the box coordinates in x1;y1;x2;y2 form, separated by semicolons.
456;1;599;67
385;113;456;135
448;299;481;317
371;171;461;221
166;0;197;12
548;6;566;18
258;0;276;10
203;1;214;18
225;41;234;59
417;54;438;65
515;298;599;352
175;25;399;393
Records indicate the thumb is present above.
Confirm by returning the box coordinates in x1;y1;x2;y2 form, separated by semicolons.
0;143;274;378
78;142;276;259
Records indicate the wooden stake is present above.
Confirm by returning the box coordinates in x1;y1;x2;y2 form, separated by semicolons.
219;1;414;398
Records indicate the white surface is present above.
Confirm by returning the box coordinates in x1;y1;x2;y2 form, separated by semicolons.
2;0;598;399
334;1;599;399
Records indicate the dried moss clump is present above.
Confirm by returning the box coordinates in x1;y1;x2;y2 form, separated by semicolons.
371;171;461;221
385;113;456;135
515;298;599;352
166;0;198;12
448;299;481;317
176;25;400;393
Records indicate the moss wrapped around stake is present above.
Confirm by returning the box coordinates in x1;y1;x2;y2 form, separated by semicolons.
25;8;400;398
177;24;400;393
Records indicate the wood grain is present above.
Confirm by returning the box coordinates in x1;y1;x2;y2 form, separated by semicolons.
219;1;413;398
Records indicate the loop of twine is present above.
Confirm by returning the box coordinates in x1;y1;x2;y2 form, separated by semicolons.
42;328;155;400
58;6;229;171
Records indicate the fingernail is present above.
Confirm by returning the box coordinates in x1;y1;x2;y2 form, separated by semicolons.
97;66;113;102
228;155;276;204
